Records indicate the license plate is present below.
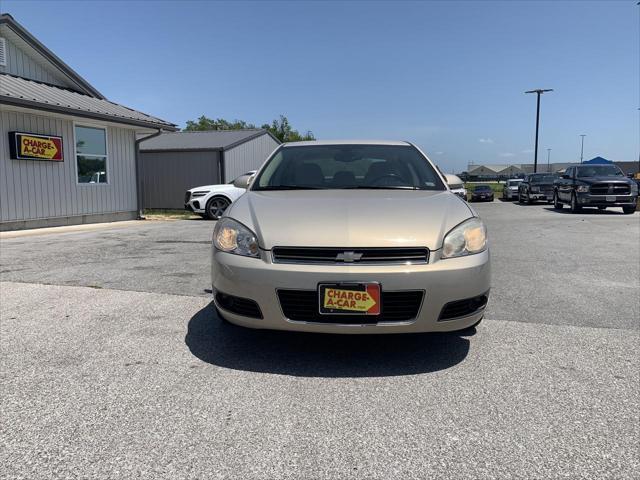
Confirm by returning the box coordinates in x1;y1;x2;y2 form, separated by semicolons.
319;283;381;315
606;196;616;202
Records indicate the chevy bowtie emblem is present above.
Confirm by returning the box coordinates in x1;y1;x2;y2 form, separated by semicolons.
336;251;363;262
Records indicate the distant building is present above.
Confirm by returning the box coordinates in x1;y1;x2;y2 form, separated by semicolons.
465;157;638;180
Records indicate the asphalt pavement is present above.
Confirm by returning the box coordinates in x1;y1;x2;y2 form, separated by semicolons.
1;202;638;479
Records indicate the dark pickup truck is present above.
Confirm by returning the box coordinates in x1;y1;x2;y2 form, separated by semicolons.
553;165;638;214
518;173;557;204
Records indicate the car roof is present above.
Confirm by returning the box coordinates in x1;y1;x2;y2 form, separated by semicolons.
281;140;411;147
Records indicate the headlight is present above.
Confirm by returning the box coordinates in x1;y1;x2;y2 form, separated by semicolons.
191;190;210;198
213;218;260;258
530;186;540;193
630;183;638;194
576;185;589;193
442;217;487;259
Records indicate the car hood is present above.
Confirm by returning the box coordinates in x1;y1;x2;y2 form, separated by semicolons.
575;176;632;185
226;190;475;251
189;184;232;192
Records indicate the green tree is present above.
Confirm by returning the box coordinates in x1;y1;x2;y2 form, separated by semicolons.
183;114;315;142
184;116;256;131
261;115;315;143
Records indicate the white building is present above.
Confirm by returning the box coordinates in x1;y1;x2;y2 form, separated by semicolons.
0;14;176;231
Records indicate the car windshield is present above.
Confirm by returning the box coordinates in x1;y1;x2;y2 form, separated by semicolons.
576;166;623;178
474;185;492;192
530;175;556;183
252;145;446;191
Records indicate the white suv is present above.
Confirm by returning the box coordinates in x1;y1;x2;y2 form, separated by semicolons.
185;171;255;219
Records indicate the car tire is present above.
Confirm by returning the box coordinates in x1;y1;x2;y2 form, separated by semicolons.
570;193;581;213
553;191;563;209
205;196;231;220
622;205;637;214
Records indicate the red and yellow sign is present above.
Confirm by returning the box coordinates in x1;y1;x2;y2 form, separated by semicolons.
9;132;64;161
320;283;381;315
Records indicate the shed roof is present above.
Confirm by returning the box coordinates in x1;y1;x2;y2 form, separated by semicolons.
139;129;280;152
0;73;177;130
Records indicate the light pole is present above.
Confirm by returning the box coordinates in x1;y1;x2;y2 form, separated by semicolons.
525;88;553;173
547;148;551;173
580;134;586;163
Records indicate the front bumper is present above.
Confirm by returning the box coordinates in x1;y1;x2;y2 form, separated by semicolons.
211;248;491;334
472;195;493;201
527;191;552;201
184;199;205;214
577;193;638;207
505;189;518;199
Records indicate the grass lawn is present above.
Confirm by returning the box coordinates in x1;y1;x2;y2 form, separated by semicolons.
143;209;202;220
465;182;504;194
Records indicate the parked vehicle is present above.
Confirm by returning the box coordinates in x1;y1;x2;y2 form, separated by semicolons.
518;173;556;204
89;171;107;184
444;174;467;200
553;165;638;214
184;171;256;219
502;178;523;201
211;141;490;334
470;185;494;202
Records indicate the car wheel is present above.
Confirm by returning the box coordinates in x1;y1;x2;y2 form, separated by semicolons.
553;192;563;209
570;193;581;213
622;205;637;214
205;196;231;220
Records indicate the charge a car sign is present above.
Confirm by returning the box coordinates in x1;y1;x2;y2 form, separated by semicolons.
9;132;64;161
319;283;381;315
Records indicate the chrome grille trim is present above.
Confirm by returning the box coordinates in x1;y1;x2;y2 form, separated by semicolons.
272;247;429;265
589;183;631;195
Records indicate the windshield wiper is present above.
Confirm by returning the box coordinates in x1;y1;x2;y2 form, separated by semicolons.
257;185;324;191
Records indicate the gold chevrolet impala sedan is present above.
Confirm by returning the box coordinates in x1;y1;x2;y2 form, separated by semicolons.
211;141;490;334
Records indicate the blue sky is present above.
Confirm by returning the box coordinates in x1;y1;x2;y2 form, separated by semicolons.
3;0;638;172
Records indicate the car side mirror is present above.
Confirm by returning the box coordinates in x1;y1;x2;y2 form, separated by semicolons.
233;174;253;189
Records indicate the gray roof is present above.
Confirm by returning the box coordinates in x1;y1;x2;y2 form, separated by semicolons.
0;74;177;130
139;129;279;152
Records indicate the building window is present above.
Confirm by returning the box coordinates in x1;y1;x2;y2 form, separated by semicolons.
75;125;107;184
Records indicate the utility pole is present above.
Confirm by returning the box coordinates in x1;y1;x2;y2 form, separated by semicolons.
547;148;551;173
525;89;553;173
580;134;586;163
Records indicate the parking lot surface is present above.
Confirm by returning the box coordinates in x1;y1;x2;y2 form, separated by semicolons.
1;202;639;479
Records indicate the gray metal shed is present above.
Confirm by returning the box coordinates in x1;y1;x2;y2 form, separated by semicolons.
139;129;280;209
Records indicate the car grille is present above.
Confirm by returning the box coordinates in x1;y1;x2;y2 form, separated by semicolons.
215;291;263;319
590;183;631;195
277;289;424;324
272;247;429;265
184;191;191;203
438;293;488;321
